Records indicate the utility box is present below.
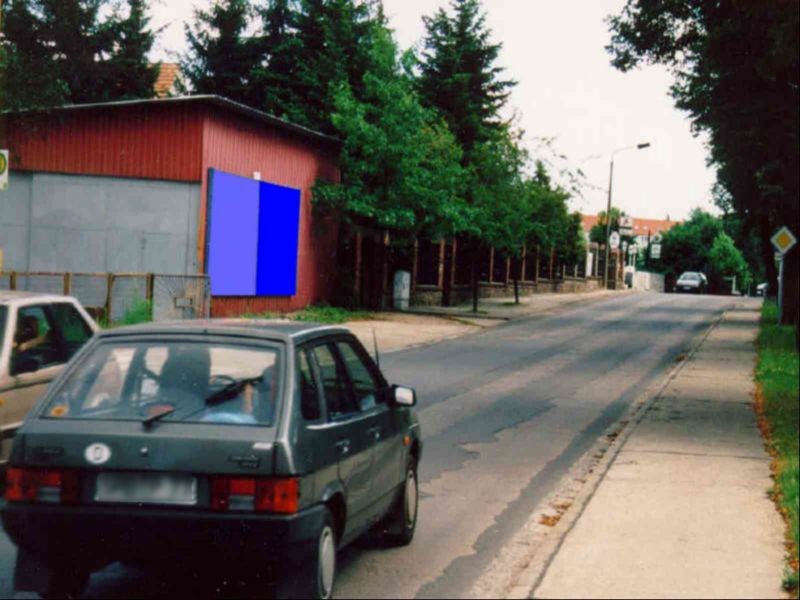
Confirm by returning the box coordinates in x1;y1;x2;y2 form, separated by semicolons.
393;271;411;311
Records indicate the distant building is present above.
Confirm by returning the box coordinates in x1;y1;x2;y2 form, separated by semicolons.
580;214;680;246
153;63;182;98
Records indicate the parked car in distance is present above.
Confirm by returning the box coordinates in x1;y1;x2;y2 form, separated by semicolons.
675;271;708;294
756;282;769;297
2;320;421;599
0;292;98;463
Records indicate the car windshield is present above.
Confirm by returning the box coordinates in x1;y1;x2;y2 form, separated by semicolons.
42;339;281;426
680;272;700;281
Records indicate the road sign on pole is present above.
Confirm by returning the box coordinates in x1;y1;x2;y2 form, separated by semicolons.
609;232;621;250
771;226;797;256
771;227;796;323
0;150;9;191
619;216;634;235
650;243;662;259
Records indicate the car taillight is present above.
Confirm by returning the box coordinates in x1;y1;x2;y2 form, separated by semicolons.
210;476;299;514
5;468;80;505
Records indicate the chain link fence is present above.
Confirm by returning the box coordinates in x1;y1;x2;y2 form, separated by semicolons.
0;271;210;323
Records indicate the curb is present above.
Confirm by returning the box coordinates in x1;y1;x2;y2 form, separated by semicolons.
484;305;730;599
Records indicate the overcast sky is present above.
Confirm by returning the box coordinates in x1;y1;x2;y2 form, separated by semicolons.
150;0;717;221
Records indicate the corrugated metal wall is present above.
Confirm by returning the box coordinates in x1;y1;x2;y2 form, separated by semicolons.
6;104;204;182
201;108;341;316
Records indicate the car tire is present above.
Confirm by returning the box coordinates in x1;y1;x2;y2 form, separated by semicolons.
384;460;419;546
41;570;89;599
276;509;337;600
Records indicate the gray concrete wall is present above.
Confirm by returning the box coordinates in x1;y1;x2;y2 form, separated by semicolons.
0;172;200;274
632;270;665;292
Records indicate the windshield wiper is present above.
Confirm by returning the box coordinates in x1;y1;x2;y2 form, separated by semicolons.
203;376;263;407
142;406;176;429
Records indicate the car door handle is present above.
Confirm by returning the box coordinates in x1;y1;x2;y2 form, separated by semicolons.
367;426;381;441
336;440;351;455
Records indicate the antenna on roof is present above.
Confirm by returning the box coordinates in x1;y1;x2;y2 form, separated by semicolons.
372;328;381;368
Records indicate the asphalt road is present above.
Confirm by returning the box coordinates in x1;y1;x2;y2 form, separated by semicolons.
0;292;737;599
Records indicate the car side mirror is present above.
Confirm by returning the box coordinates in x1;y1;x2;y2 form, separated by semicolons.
13;355;41;376
391;385;416;407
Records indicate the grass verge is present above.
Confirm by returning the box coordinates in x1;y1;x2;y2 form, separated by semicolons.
247;304;375;325
755;300;799;594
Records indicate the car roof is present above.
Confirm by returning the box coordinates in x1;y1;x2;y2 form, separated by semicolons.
0;290;79;304
95;318;351;344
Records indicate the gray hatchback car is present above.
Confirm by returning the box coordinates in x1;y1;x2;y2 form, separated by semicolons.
1;320;421;599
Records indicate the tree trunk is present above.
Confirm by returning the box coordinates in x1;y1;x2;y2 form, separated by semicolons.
512;255;520;304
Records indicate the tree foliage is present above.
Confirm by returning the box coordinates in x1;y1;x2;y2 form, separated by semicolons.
313;28;468;238
0;0;159;110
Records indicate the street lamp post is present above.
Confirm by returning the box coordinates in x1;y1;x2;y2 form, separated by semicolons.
602;142;651;289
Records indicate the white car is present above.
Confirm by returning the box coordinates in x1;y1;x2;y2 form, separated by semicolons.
676;271;708;294
756;282;768;296
0;292;98;463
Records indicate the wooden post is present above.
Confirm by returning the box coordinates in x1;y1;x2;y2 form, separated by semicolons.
535;247;540;285
381;231;390;310
412;238;419;291
549;248;555;280
354;231;363;302
594;246;600;278
9;271;17;291
63;273;72;295
504;255;511;286
488;247;495;284
145;273;155;305
562;264;567;279
105;273;115;323
520;246;527;281
450;239;457;288
437;240;446;289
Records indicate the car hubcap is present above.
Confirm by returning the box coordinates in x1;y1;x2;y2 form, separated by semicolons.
319;526;335;598
405;470;418;528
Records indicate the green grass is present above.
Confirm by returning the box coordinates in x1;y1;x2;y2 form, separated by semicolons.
99;299;153;329
245;304;375;325
756;301;799;593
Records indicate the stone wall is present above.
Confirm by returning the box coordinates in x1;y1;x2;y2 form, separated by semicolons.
410;277;605;306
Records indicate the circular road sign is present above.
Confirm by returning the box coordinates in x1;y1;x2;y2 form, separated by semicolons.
609;232;621;250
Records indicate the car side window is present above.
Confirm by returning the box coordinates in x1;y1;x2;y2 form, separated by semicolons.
297;348;322;421
336;340;383;411
312;343;357;420
49;303;93;359
11;305;61;374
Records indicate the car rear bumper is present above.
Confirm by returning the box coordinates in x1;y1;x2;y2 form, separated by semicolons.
2;500;325;573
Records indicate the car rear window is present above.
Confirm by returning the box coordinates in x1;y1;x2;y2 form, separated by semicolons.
680;273;700;281
42;339;281;426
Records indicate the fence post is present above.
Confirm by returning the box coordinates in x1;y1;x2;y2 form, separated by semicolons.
549;249;555;280
63;273;72;295
9;271;17;291
145;273;155;305
535;247;540;285
105;273;115;323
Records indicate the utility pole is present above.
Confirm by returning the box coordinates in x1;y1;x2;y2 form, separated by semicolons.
602;142;651;289
603;160;615;289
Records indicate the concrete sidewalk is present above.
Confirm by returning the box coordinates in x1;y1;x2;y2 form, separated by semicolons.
407;289;633;322
532;299;787;599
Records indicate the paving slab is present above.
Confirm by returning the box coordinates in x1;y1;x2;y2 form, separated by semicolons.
533;301;787;600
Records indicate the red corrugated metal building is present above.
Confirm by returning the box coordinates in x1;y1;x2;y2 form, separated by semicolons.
0;96;341;316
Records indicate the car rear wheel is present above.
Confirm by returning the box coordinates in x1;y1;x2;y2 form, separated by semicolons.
276;509;336;600
384;461;418;546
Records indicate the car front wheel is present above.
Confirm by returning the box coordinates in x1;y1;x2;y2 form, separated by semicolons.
385;461;418;546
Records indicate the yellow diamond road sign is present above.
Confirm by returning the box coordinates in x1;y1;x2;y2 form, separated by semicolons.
771;226;797;255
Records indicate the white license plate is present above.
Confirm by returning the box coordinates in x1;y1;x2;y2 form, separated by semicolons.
95;472;197;506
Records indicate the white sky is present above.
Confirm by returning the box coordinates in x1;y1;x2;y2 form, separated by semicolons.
149;0;717;221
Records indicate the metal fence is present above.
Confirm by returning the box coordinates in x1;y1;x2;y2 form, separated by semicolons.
0;271;210;323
